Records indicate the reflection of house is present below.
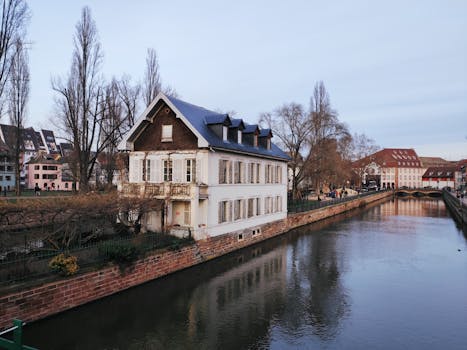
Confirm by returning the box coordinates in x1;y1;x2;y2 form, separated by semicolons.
26;154;78;191
119;93;289;240
353;148;424;189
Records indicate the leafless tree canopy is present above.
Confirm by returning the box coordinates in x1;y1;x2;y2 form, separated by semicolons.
143;48;161;106
260;81;352;199
118;74;140;129
8;37;28;195
0;0;29;117
52;7;128;192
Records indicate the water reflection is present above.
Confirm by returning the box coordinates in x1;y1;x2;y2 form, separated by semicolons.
25;198;467;350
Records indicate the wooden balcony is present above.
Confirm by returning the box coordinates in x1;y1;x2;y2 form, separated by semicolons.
121;182;195;199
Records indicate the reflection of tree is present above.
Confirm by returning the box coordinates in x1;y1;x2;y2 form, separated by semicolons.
280;227;350;340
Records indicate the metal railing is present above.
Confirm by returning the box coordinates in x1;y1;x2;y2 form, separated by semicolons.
287;190;390;214
0;233;193;288
0;319;37;350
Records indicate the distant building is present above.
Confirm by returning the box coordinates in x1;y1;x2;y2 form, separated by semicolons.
422;166;456;189
26;154;77;191
353;148;424;189
119;93;289;240
419;156;451;168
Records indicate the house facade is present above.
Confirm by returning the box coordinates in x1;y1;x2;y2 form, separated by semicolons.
118;93;289;240
353;148;425;189
26;154;77;191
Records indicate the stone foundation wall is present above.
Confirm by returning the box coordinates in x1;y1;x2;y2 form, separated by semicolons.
0;191;391;330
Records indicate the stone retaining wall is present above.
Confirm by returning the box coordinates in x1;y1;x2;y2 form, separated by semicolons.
0;191;392;330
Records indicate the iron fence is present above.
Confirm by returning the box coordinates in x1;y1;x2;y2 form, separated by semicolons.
0;232;192;288
287;190;389;214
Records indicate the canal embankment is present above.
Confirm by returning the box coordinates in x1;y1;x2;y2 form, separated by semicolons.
0;190;392;330
443;190;467;225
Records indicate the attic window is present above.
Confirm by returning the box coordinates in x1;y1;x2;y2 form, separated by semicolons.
223;126;228;142
267;138;271;150
254;134;258;147
162;125;173;142
238;130;242;144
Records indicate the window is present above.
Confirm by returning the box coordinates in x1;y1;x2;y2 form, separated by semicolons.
276;166;282;184
254;134;258;147
163;160;173;181
142;159;151;181
234;161;244;183
276;196;282;212
65;183;69;189
238;130;242;143
264;197;270;214
6;166;12;171
249;163;254;183
218;200;230;223
186;159;196;182
223;126;228;141
161;125;173;142
265;165;273;183
256;163;260;183
0;176;2;180
219;160;231;184
6;176;11;181
34;174;39;179
248;198;254;218
267;138;271;150
234;199;242;220
256;197;261;215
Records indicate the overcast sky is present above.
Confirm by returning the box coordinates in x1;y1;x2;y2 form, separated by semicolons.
26;0;467;160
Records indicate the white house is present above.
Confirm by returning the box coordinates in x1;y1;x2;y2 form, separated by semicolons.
118;93;290;240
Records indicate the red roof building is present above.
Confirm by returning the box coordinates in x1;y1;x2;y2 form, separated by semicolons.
353;148;424;189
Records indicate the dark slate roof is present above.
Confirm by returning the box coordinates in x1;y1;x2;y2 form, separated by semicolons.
205;114;231;125
0;124;41;152
230;118;245;130
166;95;289;161
243;124;260;134
259;128;272;138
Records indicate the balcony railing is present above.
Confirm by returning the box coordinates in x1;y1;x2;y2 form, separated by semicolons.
121;182;193;198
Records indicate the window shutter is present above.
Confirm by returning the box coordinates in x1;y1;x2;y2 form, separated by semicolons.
218;202;222;223
228;161;233;184
173;159;183;183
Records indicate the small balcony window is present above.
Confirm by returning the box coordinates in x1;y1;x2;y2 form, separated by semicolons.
161;125;173;142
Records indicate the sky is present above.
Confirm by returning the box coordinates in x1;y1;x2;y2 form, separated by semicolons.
25;0;467;160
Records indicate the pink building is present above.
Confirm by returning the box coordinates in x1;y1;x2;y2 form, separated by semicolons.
27;154;77;191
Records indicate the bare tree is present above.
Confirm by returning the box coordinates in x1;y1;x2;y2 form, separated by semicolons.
8;37;28;196
0;0;29;117
143;48;161;106
261;81;350;198
305;81;350;192
349;132;380;161
260;103;312;199
118;74;140;128
52;7;127;192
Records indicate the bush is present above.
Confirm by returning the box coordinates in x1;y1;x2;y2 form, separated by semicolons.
49;254;79;276
98;241;141;264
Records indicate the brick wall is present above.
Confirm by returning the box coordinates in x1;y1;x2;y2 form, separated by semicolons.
0;191;391;330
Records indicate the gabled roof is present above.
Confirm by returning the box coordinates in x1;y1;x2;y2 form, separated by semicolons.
353;148;422;169
243;124;260;134
259;128;273;138
0;124;41;152
205;114;231;125
230;118;245;130
119;93;290;161
419;156;450;168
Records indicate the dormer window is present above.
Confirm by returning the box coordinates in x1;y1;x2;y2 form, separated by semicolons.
161;125;173;142
253;135;258;147
267;138;271;150
223;126;228;141
238;130;242;144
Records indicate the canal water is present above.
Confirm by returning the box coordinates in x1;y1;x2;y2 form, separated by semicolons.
24;198;467;349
